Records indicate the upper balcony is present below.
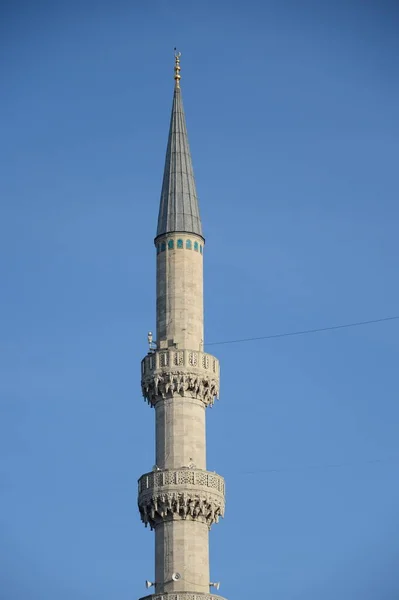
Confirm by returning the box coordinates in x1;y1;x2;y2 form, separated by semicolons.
141;349;220;408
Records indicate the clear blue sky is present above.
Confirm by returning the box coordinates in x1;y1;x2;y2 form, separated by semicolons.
1;1;399;599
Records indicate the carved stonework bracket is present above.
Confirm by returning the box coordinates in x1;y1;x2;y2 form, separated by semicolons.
141;350;220;408
138;468;225;530
139;594;227;600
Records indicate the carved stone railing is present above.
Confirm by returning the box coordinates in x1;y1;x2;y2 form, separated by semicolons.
138;468;225;530
141;350;220;408
139;593;227;600
138;469;225;495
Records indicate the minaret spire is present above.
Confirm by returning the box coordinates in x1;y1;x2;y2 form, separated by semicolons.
156;52;203;239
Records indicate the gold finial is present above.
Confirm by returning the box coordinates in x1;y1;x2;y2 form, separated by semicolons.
174;48;181;88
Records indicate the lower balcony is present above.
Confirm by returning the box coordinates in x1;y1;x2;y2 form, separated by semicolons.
138;468;225;530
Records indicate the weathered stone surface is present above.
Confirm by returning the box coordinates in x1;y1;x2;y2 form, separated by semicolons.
138;469;225;530
155;397;207;470
156;233;204;352
155;520;210;595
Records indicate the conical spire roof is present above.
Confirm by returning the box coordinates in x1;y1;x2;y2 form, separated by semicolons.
156;54;203;239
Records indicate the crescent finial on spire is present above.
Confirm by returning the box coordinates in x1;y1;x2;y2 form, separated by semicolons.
174;48;181;89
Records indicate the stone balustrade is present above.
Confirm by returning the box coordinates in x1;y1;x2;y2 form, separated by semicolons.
138;468;225;495
141;349;220;407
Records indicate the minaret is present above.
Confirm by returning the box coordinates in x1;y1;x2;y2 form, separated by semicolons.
138;53;226;600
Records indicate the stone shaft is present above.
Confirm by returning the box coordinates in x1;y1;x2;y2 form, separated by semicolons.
155;398;206;470
155;520;210;594
156;233;204;352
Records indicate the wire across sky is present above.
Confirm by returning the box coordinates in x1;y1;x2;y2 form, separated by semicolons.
206;315;399;347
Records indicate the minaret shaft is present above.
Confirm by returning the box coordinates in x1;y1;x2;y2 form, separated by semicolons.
155;397;206;471
156;232;204;352
155;521;210;594
153;232;208;593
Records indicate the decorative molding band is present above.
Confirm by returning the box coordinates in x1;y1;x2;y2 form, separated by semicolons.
139;593;226;600
141;350;220;408
156;235;204;255
138;469;225;530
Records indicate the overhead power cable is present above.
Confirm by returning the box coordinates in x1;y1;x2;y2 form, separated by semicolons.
205;315;399;347
234;455;399;476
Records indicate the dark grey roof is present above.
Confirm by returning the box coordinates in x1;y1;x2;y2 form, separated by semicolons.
156;85;203;239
